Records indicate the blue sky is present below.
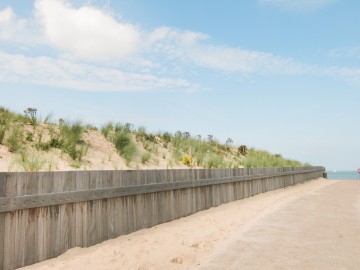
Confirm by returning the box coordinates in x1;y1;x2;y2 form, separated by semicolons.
1;0;360;170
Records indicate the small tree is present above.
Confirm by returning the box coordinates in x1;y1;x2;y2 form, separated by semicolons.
226;138;233;148
24;107;37;125
175;131;182;138
238;145;248;156
183;132;190;139
162;132;171;143
124;123;134;133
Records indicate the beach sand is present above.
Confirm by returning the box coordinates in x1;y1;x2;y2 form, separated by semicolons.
19;178;360;270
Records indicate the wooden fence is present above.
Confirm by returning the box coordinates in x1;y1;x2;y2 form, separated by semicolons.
0;166;325;269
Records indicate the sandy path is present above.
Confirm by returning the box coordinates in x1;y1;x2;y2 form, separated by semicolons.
199;180;360;270
19;178;337;270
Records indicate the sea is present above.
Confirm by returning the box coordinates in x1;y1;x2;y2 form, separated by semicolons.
326;171;360;180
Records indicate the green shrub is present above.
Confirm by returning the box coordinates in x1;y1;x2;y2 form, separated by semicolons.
58;121;87;161
23;107;37;125
9;149;46;172
141;152;151;164
7;126;23;152
114;132;137;165
136;126;146;141
0;127;5;144
243;149;303;168
85;124;98;131
162;132;171;143
195;153;205;166
206;155;224;168
26;131;33;142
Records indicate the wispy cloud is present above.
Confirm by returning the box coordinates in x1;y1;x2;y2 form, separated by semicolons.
148;27;318;76
258;0;336;12
329;47;360;59
0;52;191;92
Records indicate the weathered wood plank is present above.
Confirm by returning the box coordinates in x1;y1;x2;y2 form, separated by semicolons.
3;212;16;270
0;213;5;270
14;210;27;268
35;207;46;263
66;203;76;249
4;173;16;197
25;208;36;266
0;173;6;197
75;202;83;247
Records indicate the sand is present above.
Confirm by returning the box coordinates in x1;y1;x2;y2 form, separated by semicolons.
17;178;360;270
0;128;191;172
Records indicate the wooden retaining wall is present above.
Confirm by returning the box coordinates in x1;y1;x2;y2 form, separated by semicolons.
0;166;325;269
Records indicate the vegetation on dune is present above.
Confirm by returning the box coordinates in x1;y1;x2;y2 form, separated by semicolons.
9;149;56;172
244;148;303;168
0;107;89;167
0;106;311;171
101;122;138;166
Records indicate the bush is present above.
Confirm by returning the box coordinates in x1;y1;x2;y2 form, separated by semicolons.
0;127;5;144
162;132;172;143
58;121;87;161
101;122;114;139
206;155;224;168
182;155;192;166
238;145;248;156
141;152;151;164
7;126;23;152
114;132;137;165
26;132;33;142
9;149;46;172
23;107;37;125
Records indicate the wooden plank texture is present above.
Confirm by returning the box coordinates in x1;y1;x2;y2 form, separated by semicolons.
0;167;325;270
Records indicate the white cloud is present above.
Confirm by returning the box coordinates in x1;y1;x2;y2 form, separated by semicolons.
0;52;191;91
34;0;141;61
147;27;360;85
186;45;317;75
0;6;41;44
148;27;318;76
329;47;360;59
258;0;336;11
149;27;208;45
324;66;360;84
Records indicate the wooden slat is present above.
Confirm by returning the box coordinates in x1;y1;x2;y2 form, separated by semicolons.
0;173;5;197
14;210;26;267
5;173;16;197
35;207;46;262
0;213;4;270
25;209;36;266
67;204;76;249
3;212;15;270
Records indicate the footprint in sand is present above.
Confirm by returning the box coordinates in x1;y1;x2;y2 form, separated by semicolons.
170;257;184;264
190;242;208;249
191;242;201;249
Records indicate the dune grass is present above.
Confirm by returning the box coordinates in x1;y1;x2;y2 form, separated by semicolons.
1;106;310;170
102;122;138;166
9;148;56;172
244;148;302;168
